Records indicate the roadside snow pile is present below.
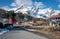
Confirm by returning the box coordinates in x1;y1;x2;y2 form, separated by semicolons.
25;29;37;31
0;29;8;35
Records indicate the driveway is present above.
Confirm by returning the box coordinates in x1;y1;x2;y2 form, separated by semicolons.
0;30;49;39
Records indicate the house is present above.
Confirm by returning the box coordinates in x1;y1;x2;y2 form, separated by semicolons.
50;14;60;26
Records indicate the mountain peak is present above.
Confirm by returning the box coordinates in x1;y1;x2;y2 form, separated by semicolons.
8;6;60;19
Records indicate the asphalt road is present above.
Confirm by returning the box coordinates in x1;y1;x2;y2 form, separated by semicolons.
0;29;49;39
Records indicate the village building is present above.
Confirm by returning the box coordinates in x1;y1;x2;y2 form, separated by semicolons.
50;13;60;27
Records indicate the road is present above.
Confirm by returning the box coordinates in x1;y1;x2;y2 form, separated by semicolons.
0;29;49;39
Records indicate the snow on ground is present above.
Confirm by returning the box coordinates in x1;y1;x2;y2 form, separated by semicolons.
0;29;8;35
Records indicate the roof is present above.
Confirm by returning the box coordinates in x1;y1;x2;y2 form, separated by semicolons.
50;14;60;18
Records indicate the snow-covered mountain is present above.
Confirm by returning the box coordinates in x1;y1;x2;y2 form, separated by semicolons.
9;5;60;19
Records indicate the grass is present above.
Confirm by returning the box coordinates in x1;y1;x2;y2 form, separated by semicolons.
27;26;60;39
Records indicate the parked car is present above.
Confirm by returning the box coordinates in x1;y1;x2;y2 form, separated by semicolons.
0;22;4;28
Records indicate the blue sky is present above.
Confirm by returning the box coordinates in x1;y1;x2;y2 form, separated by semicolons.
0;0;60;10
0;0;13;6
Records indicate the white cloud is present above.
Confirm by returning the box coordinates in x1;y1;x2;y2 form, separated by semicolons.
10;0;33;7
10;3;17;7
34;2;45;8
58;4;60;8
10;0;45;9
1;6;17;11
1;0;32;11
1;6;10;11
6;0;45;12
